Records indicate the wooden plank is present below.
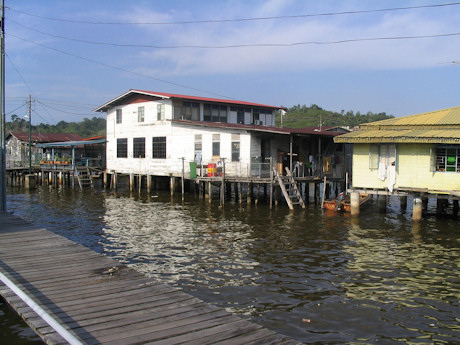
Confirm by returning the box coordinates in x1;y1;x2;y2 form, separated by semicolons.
0;211;300;345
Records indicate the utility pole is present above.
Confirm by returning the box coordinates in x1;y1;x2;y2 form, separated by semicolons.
28;94;32;174
0;0;6;211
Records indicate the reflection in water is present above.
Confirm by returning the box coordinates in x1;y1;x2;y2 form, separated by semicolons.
6;188;460;344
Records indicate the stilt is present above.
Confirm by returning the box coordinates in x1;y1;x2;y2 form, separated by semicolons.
436;198;448;217
350;191;360;217
400;196;407;211
378;194;387;212
130;173;134;192
413;197;423;221
453;200;459;219
238;183;243;204
247;183;252;204
138;174;142;194
103;172;108;189
170;176;175;196
147;174;151;193
208;181;212;202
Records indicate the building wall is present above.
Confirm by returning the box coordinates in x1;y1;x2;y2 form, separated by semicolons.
106;100;257;176
352;143;460;191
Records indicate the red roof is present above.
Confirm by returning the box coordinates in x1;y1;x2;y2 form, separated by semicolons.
95;89;286;112
171;120;342;137
8;132;82;143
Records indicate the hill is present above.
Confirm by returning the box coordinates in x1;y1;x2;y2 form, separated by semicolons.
276;104;394;128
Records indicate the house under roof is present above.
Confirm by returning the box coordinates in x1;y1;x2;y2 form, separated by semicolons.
335;106;460;144
8;132;83;143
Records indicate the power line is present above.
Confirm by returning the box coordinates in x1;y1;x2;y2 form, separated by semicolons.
8;2;460;25
35;99;96;116
9;22;460;49
8;33;239;100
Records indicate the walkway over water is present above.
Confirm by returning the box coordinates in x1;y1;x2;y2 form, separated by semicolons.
0;211;299;345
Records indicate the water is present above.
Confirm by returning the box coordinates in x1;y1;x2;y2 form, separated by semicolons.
2;185;460;344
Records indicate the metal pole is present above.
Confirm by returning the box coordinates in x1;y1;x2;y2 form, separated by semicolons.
0;272;84;345
0;0;6;211
28;94;32;174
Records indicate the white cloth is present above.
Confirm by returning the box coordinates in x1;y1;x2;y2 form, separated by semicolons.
378;163;387;181
387;165;396;192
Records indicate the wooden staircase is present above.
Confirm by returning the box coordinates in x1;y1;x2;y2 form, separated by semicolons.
75;166;94;189
274;167;306;210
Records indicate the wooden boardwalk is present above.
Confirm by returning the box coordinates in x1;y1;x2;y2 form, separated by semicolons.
0;211;299;345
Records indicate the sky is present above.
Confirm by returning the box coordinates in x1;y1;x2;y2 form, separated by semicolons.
4;0;460;124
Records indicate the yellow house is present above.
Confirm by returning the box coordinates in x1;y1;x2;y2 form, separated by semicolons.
334;106;460;218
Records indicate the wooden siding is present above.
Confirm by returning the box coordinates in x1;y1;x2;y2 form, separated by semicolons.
352;143;460;191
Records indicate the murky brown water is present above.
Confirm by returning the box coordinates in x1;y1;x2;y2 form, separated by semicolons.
3;184;460;344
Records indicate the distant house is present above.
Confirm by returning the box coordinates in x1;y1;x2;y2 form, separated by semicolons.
95;90;348;180
6;132;82;168
334;106;460;199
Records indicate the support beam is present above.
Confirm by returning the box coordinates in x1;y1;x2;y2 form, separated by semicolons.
350;191;360;217
413;197;423;221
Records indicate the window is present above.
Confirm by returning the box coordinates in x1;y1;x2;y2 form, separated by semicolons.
204;104;227;122
369;144;396;169
116;109;122;124
435;146;460;172
152;137;166;159
232;134;240;162
157;104;165;121
138;106;144;122
194;134;202;163
253;108;260;124
133;137;145;158
237;108;244;124
212;134;220;156
117;138;127;158
204;104;212;122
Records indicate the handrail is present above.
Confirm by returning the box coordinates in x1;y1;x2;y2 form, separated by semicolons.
0;272;84;345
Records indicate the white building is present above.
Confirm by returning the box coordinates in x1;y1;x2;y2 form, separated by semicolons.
95;90;289;178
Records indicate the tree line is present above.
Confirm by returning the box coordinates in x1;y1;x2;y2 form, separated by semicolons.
6;115;106;138
5;104;394;136
276;104;394;128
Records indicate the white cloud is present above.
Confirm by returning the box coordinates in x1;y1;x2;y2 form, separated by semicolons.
113;0;457;76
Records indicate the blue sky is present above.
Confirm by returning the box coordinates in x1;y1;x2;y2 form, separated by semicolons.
5;0;460;124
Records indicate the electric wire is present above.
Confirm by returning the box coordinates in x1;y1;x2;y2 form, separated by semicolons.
8;2;460;25
7;33;239;100
9;19;460;49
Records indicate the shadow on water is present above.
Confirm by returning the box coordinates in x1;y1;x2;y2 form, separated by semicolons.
5;186;460;344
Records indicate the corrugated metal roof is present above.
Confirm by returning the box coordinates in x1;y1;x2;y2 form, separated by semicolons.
361;105;460;128
8;132;82;143
95;89;286;112
334;129;460;143
335;105;460;144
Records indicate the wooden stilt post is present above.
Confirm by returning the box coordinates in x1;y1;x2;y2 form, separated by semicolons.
146;174;151;193
181;157;185;201
247;182;252;204
269;157;273;209
170;176;175;196
378;194;387;212
129;173;134;192
400;196;407;211
238;182;243;204
453;200;459;219
208;181;212;202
